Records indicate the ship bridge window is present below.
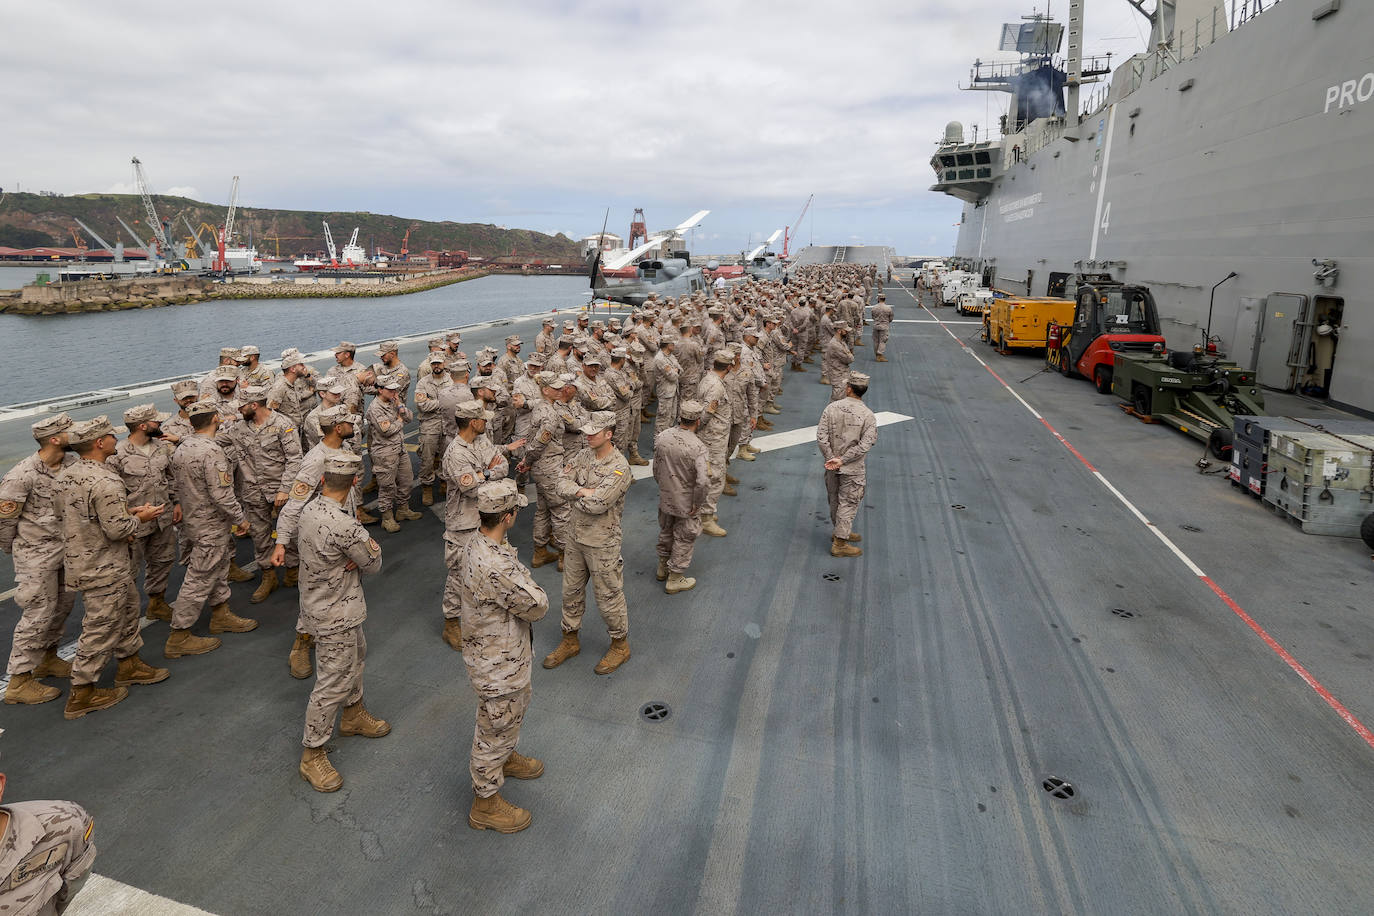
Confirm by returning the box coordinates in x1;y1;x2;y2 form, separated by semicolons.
975;151;991;164
977;168;992;178
940;155;957;167
959;169;975;180
956;153;974;166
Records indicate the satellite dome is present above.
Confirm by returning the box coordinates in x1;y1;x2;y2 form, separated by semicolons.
945;121;965;144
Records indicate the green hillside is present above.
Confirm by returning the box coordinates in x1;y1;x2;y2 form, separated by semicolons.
0;191;581;260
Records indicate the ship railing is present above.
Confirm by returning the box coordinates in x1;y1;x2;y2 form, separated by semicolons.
1077;0;1282;122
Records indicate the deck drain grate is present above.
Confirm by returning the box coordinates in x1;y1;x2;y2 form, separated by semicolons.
951;504;966;510
1042;776;1075;799
751;485;767;491
1179;524;1203;532
1110;608;1137;619
640;702;671;722
822;573;842;582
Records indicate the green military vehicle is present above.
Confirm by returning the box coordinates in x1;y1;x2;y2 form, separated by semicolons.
1112;344;1267;458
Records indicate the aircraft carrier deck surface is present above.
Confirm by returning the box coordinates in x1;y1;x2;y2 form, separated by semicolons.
4;248;1373;914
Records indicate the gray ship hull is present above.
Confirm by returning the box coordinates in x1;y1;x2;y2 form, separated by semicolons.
948;0;1374;414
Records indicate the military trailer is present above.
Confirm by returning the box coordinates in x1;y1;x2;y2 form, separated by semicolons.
1111;346;1266;458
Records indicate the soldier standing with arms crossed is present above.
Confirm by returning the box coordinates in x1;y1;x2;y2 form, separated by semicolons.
53;417;170;719
415;352;451;507
368;373;421;533
227;386;303;604
108;405;179;623
652;400;709;594
1;415;77;706
693;349;734;538
518;372;572;569
457;479;548;834
543;411;633;675
817;372;877;558
167;401;254;658
296;453;389;793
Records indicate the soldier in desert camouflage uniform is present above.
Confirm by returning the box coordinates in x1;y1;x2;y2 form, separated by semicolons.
1;415;78;706
108;404;179;624
161;379;200;445
457;479;548;834
652;400;709;595
53;417;169;720
296;452;388;793
225;385;303;603
817;371;877;559
414;352;452;507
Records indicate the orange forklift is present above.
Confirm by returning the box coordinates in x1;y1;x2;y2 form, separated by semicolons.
1046;280;1167;393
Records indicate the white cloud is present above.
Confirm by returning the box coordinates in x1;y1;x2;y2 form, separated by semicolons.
3;0;1154;252
165;186;199;199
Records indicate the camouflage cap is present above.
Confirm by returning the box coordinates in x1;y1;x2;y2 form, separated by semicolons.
322;377;351;395
477;353;495;367
186;400;221;419
333;341;357;354
473;375;500;391
525;352;547;367
453;399;495;421
480;345;499;357
577;312;591;321
377;340;399;355
446;331;463;342
323;453;363;475
590;320;605;329
476;478;528;514
582;353;603;367
281;353;306;370
378;373;404;390
562;321;576;331
572;336;589;350
557;335;575;347
448;358;472;373
219;347;241;360
31;413;73;440
712;348;735;365
239;345;260;357
542;316;556;326
428;336;445;348
123;404;171;425
240;385;269;404
833;320;850;331
707;306;725;316
580;410;617;435
847;371;871;387
281;347;302;360
536;371;567;390
427;352;447;365
67;415;117;446
678;399;704;421
212;366;239;382
610;347;628;360
318;404;356;426
171;380;200;399
505;334;522;346
742;326;760;338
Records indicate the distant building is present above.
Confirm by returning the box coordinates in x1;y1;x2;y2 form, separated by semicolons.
580;233;623;258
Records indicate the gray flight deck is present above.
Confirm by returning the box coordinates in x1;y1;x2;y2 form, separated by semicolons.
3;258;1374;914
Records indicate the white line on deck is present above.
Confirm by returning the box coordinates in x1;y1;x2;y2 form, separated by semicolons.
66;873;216;915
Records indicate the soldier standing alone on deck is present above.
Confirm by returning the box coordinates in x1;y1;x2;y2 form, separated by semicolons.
296;452;389;793
543;411;634;676
1;415;77;707
53;417;170;720
817;372;878;559
652;399;709;595
871;293;894;362
457;479;548;834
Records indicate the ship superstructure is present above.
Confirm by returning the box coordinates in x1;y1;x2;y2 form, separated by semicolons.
931;0;1374;416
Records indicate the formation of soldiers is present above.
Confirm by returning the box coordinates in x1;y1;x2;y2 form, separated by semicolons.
0;261;884;844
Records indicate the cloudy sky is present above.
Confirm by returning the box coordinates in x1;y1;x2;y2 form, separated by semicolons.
5;0;1156;255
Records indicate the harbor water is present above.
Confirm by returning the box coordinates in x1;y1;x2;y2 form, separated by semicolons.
0;274;590;406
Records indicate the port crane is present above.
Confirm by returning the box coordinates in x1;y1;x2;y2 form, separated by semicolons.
131;157;173;257
213;176;239;273
322;221;339;266
783;194;813;260
74;218;119;258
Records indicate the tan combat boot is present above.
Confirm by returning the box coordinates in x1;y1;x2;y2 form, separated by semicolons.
283;566;299;588
4;673;60;705
819;374;830;385
250;569;278;604
209;602;258;634
164;629;222;658
830;537;863;558
396;503;424;522
665;572;697;595
357;506;380;526
34;649;72;678
468;792;531;834
63;684;128;720
421;485;434;506
541;631;580;669
722;483;738;497
227;561;255;583
300;746;343;793
845;532;862;543
289;633;314;679
594;638;631;675
701;515;727;537
556;553;564;572
442;618;462;651
628;449;649;467
503;751;544;779
735;448;755;462
114;654;170;687
640;408;655;422
380;510;400;533
756;418;774;430
340;701;391;738
875;355;888;363
764;404;781;415
790;363;805;372
145;591;174;621
656;557;669;581
531;545;559;569
725;472;740;485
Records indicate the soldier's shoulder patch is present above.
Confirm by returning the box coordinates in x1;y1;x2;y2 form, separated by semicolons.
291;480;311;499
538;430;552;444
219;470;233;487
459;473;475;488
613;469;624;476
0;499;20;518
284;427;295;434
367;538;380;556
